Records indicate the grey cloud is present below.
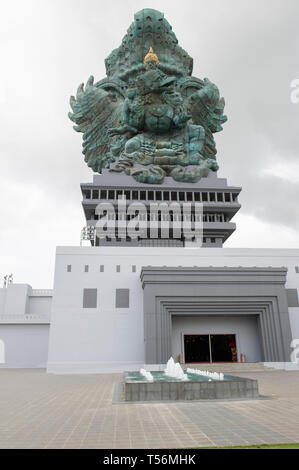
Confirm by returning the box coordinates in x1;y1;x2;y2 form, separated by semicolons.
0;0;298;285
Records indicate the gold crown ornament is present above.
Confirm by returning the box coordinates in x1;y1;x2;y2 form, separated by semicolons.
144;47;159;66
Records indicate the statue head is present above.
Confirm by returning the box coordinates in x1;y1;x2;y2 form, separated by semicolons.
105;9;193;80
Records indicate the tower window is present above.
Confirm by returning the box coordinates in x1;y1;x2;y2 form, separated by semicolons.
84;265;89;272
67;265;72;272
116;265;120;272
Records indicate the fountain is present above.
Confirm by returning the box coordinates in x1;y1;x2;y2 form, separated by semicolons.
139;368;154;382
187;367;224;381
123;358;259;401
164;357;188;381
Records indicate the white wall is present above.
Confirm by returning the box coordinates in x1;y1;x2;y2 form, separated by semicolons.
0;285;52;317
47;246;299;373
0;339;4;363
289;308;299;341
2;284;31;315
0;286;52;368
47;250;145;373
29;296;52;315
172;315;262;363
0;325;50;367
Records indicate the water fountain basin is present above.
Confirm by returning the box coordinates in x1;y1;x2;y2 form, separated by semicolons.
124;370;259;401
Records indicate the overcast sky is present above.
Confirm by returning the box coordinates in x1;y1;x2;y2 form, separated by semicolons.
0;0;298;287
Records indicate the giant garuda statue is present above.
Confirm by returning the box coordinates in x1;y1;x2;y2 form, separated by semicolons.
69;9;227;184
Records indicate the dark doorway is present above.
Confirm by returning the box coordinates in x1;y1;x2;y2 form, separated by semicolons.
184;334;237;363
184;335;210;362
210;334;237;362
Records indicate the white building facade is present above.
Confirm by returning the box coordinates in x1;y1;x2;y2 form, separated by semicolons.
1;247;299;372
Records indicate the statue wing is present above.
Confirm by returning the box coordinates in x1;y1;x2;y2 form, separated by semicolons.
181;77;227;159
68;76;125;172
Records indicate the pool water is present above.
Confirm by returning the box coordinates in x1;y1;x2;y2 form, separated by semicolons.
126;371;238;383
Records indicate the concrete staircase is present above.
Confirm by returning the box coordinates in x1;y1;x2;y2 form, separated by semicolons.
183;362;274;373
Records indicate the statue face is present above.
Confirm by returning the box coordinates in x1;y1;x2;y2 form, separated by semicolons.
137;69;165;95
162;89;183;106
145;60;158;70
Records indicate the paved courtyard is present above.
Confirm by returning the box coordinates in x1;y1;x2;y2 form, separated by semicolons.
0;369;298;448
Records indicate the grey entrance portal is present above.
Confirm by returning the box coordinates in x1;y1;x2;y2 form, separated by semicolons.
140;266;292;364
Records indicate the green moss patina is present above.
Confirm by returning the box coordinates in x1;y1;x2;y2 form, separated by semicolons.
69;8;227;184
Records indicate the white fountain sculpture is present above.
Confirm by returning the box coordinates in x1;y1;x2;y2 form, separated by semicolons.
140;368;154;382
187;367;224;381
165;357;188;381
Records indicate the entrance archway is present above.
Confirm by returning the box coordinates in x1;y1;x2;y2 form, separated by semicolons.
141;266;292;364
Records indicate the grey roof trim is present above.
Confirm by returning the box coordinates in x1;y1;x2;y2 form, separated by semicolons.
140;266;288;288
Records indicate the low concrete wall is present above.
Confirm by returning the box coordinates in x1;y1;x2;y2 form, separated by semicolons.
124;374;259;401
0;324;50;368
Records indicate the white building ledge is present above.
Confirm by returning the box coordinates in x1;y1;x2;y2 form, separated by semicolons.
30;290;53;297
0;314;50;324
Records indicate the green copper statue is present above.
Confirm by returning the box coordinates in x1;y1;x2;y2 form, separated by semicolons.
69;9;227;184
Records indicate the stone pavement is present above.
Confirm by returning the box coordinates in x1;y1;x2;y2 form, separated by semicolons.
0;369;298;448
